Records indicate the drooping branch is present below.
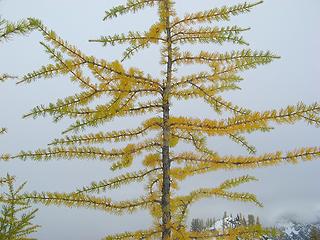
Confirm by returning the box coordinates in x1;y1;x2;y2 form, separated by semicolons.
187;82;251;115
228;133;257;154
40;42;97;90
17;192;155;214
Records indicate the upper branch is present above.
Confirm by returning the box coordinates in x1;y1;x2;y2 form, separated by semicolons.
26;18;162;88
0;18;35;42
103;0;161;20
172;49;278;66
90;22;166;61
171;26;250;45
90;22;166;46
170;1;263;28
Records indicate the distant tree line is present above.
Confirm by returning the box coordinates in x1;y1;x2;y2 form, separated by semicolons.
190;211;261;232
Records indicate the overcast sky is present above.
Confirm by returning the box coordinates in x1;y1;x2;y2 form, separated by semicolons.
1;0;320;239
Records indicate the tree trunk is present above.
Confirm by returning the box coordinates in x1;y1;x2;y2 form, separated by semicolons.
161;101;171;240
161;1;172;239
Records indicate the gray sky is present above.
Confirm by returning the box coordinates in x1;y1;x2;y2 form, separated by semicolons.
0;0;320;239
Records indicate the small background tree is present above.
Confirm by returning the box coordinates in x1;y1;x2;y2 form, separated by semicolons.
0;0;319;239
205;218;215;229
248;214;255;226
190;218;205;232
0;175;40;240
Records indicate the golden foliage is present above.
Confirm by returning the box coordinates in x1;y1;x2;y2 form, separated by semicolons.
2;1;319;239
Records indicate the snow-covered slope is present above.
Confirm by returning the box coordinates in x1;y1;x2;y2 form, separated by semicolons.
274;219;320;240
201;215;320;240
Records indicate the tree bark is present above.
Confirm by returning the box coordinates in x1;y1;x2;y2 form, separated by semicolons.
161;1;173;239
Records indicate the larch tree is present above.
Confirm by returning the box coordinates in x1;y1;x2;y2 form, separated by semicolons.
1;1;320;239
